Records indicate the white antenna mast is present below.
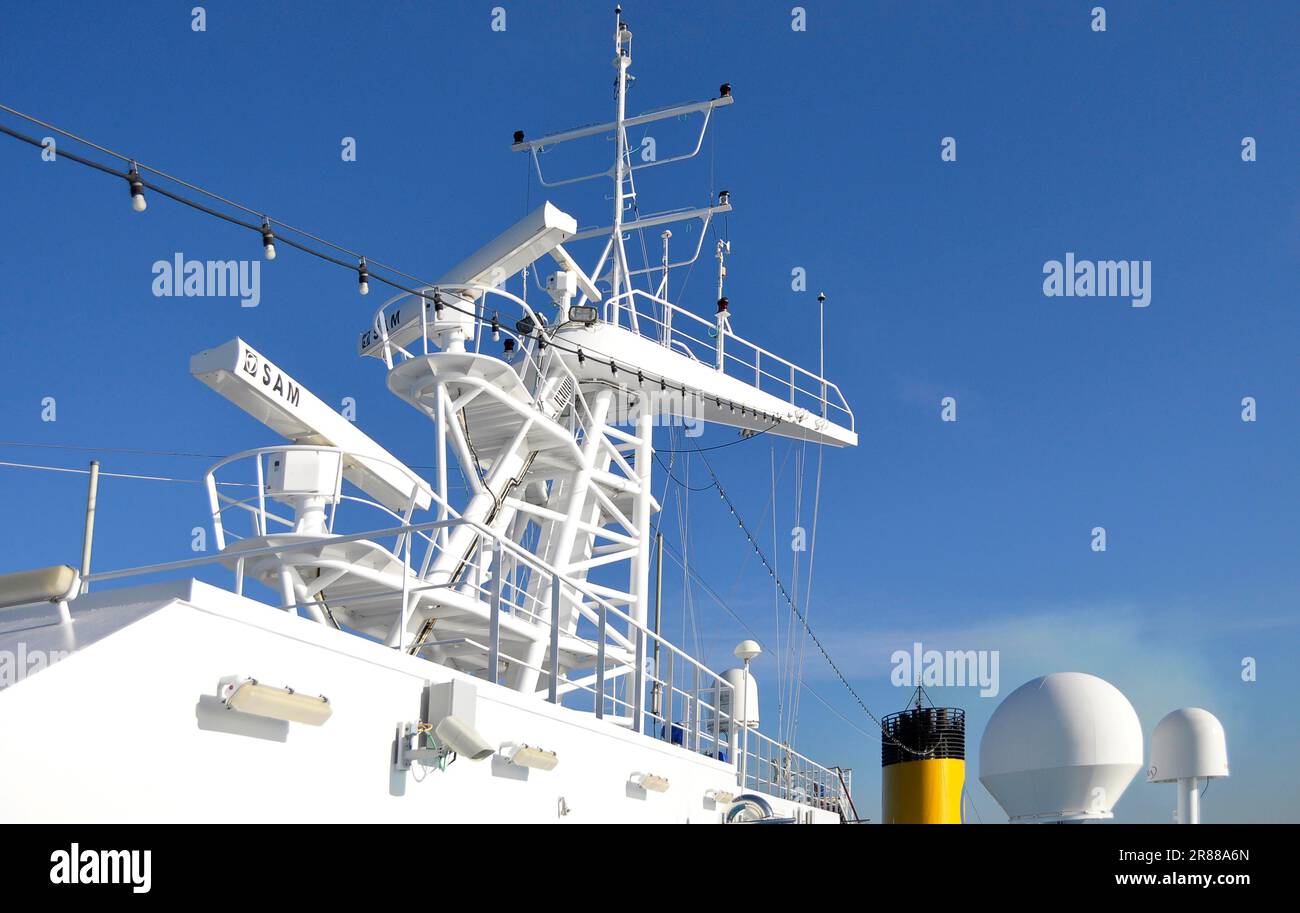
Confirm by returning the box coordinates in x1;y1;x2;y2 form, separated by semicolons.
610;6;634;320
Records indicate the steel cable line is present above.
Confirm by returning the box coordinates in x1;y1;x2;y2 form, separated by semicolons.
0;116;798;441
683;443;934;757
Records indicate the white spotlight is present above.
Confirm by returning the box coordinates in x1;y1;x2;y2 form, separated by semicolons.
633;772;670;793
501;743;559;771
221;677;331;725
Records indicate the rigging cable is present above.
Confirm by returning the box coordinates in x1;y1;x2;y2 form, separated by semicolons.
683;441;935;757
788;443;824;748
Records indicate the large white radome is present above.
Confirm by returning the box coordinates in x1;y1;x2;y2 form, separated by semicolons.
980;672;1144;822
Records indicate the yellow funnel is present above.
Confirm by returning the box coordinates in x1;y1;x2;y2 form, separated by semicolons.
881;706;966;824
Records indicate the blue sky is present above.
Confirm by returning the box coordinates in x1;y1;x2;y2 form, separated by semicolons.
1;2;1296;822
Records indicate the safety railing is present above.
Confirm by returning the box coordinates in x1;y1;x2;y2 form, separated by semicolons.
602;289;855;431
365;283;561;385
742;728;846;813
364;281;854;434
636;647;845;811
203;445;444;553
77;511;847;808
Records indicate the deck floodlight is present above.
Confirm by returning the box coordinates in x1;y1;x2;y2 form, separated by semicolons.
0;565;80;610
705;788;736;804
568;305;598;324
719;83;731;98
717;189;730;206
633;772;670;793
501;743;559;771
513;130;525;145
221;677;332;725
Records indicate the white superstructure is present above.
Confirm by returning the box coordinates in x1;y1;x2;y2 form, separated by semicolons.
0;9;854;823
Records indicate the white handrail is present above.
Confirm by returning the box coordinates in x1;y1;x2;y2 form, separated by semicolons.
602;288;855;430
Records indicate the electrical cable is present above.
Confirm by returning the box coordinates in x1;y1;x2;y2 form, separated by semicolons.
1;113;815;443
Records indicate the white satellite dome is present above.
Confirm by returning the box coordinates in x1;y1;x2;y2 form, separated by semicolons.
979;672;1143;822
1148;708;1228;783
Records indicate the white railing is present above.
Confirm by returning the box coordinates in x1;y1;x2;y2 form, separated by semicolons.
363;282;855;434
603;289;855;431
78;510;846;812
366;283;552;377
742;729;846;814
203;445;445;553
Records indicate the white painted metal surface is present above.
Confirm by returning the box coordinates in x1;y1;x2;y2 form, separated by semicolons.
192;338;431;513
979;672;1144;822
1148;707;1229;824
0;9;857;824
0;582;838;823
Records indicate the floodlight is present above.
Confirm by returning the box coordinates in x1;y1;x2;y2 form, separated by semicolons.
501;743;559;771
633;772;670;793
222;678;332;725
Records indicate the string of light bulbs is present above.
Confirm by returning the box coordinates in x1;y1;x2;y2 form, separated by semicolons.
0;109;798;430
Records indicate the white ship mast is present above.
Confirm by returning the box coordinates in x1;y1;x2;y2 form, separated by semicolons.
0;7;857;824
186;7;856;713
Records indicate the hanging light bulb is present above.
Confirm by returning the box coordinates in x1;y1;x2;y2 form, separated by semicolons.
261;219;277;260
127;165;146;212
491;312;501;342
357;258;369;295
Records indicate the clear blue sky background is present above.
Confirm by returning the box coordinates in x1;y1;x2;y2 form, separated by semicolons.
1;2;1296;822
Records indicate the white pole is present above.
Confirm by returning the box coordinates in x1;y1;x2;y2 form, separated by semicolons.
1176;777;1200;824
610;8;630;323
435;384;449;549
740;657;751;789
817;292;826;418
79;460;100;594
